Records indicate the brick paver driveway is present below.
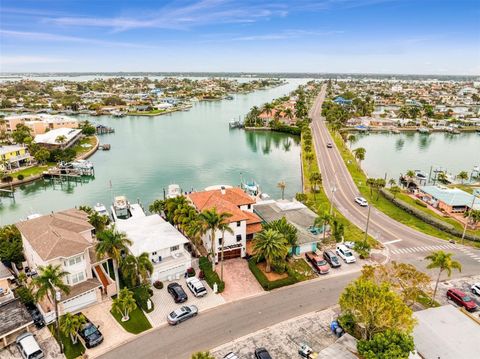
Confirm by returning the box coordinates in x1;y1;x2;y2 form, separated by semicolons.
219;258;264;302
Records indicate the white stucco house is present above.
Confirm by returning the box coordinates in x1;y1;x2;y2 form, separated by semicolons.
116;214;192;282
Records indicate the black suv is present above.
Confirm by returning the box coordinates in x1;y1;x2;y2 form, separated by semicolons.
255;348;272;359
323;250;342;268
25;303;45;328
167;282;188;303
79;318;103;348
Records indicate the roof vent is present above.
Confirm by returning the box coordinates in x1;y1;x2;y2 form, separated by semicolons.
220;186;226;195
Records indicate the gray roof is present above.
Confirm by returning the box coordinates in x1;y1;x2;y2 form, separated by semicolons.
254;200;321;245
0;262;13;280
0;299;33;338
420;186;478;207
413;305;480;359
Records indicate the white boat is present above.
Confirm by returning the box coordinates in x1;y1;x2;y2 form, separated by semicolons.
417;127;430;134
415;170;428;180
93;203;109;217
111;196;130;220
167;184;182;199
71;160;94;170
241;180;259;196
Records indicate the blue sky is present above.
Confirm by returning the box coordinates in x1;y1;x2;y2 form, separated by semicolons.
1;0;479;74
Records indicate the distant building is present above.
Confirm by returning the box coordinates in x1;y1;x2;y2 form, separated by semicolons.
34;128;82;149
0;145;32;171
2;114;78;135
333;96;352;105
417;186;479;213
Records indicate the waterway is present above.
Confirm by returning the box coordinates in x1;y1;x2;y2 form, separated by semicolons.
352;131;480;181
0;80;307;224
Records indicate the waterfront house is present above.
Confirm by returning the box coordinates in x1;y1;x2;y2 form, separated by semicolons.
116;214;192;282
253;200;323;255
0;262;14;305
0;145;32;171
34;127;82;149
417;186;478;214
187;187;262;261
2;114;78;135
15;209;116;323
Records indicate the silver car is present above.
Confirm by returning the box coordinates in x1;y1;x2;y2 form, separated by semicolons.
167;305;198;325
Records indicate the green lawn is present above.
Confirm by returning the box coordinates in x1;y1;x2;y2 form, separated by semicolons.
110;307;152;334
417;292;440;309
330;129;480;245
289;258;316;280
72;136;97;156
48;324;85;359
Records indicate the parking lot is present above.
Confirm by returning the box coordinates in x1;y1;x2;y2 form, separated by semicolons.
146;276;225;327
211;307;341;359
434;274;480;309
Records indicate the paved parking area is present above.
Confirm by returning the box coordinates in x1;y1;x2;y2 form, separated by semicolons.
146;277;225;327
211;307;341;359
0;327;61;359
219;259;264;302
433;274;480;308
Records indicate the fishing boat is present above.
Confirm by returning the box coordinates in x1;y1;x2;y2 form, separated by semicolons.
72;159;94;170
167;184;182;199
229;119;243;129
415;170;428;181
417;127;431;134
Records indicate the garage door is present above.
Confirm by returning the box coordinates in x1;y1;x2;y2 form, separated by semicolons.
222;248;241;260
62;289;98;313
154;264;186;281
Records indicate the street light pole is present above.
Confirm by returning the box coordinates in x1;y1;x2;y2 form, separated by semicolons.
49;279;63;354
364;205;371;244
330;185;337;216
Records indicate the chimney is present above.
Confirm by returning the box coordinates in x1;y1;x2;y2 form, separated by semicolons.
220;186;226;195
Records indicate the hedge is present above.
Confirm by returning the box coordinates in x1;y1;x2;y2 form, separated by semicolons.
270;123;302;135
248;259;298;291
199;257;225;293
381;189;480;242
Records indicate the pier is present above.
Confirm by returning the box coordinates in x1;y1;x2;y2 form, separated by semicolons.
95;124;115;135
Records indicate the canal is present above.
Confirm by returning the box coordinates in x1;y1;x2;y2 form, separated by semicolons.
0;80;307;224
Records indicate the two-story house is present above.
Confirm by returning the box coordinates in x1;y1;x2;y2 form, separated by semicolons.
116;213;192;282
0;145;32;172
188;186;262;262
16;209;116;323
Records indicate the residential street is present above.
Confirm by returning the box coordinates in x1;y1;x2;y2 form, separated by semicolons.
310;85;480;276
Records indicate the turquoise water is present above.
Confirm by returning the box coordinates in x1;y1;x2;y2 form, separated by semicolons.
0;80;307;224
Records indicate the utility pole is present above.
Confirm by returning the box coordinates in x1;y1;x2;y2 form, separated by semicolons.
364;205;371;244
330;185;337;216
462;195;477;245
49;279;63;354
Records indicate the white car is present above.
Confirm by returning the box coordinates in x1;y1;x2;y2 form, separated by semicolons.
336;244;356;264
354;197;368;207
472;283;480;296
186;277;207;297
343;241;355;249
16;333;44;359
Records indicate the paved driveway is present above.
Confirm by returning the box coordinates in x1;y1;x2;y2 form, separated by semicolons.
146;277;225;327
219;258;264;302
0;327;61;359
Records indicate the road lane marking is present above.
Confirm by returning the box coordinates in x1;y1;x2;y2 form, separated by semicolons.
383;239;402;245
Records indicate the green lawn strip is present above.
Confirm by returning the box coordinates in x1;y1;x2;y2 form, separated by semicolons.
72;136;97;156
110;307;152;334
289;258;316;280
417;292;440;309
9;165;51;179
48;324;85;359
330;130;467;243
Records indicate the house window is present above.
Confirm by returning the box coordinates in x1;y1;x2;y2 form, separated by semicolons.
70;271;85;285
170;245;179;252
236;235;242;242
218;238;223;245
67;255;83;266
248;204;252;209
236;221;241;227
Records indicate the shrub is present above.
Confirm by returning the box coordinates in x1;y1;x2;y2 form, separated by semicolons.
17;174;25;181
353;241;371;259
16;286;35;305
199;257;225;293
186;267;196;277
133;284;154;313
271;258;287;274
1;175;13;183
414;199;428;208
153;280;163;289
295;193;308;203
248;259;297;291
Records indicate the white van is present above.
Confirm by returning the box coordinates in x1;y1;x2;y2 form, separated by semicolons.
336;244;356;264
186;277;208;297
16;333;44;359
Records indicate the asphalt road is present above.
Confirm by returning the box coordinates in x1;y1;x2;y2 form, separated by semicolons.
310;85;480;276
99;272;358;359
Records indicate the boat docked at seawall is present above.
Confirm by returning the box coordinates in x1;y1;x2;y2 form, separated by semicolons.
111;196;146;222
229;119;244;129
94;203;109;217
167;184;182;199
417;127;431;134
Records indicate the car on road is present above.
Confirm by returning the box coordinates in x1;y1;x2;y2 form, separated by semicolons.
471;283;480;296
354;196;368;207
446;288;478;312
323;250;341;268
326;143;333;148
167;305;198;325
223;353;239;359
305;252;330;274
16;332;44;359
78;317;104;348
336;244;356;264
254;348;272;359
186;277;207;297
167;282;188;303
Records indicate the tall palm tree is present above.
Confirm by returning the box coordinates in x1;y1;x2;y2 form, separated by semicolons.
148;199;165;215
405;169;416;188
60;313;87;344
33;264;70;304
121;253;154;287
252;229;288;273
353;147;366;166
55;135;67;146
95;228;133;291
309;172;322;196
263;217;298;247
425;251;462;303
314;212;332;242
277;180;286;200
388;178;396;187
457;171;468;184
112;288;137;322
196;209;233;272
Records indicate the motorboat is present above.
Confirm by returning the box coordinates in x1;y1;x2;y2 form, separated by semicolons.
111;196;130;220
415;170;428;180
417;127;430;134
167;184;182;199
71;160;94;170
93;203;109;217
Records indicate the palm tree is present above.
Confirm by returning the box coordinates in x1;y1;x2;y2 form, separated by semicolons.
252;229;288;273
88;211;109;233
55;135;67;146
148;199;165;215
277;180;286;200
96;228;133;291
121;253;154;287
196;209;233;272
347;134;356;149
60;313;87;344
457;170;469;184
425;251;462;303
390;185;401;199
388;178;396;187
263;103;274;117
284;108;294;122
437;171;448;184
305;152;314;169
191;352;215;359
309;172;322;196
33;264;70;304
353;147;366;166
405;169;416;188
112;288;137;322
263;217;298;247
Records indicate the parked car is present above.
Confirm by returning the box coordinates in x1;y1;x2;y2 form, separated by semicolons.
16;333;44;359
305;252;330;274
223;352;239;359
471;283;480;296
354;196;368;207
254;348;272;359
447;288;478;312
25;303;45;329
343;241;355;249
167;282;188;303
186;277;207;297
323;250;341;268
78;317;103;348
326;143;333;148
336;244;356;264
167;305;198;325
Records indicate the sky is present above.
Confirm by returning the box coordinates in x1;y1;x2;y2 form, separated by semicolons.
0;0;479;74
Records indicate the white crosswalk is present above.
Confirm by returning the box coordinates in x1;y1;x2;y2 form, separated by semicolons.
457;246;480;263
390;243;480;263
